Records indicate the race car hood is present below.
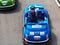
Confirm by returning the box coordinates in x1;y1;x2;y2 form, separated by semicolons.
26;24;47;31
25;24;50;41
0;0;15;6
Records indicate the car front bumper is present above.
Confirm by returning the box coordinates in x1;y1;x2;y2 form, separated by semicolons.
0;4;16;10
24;38;49;43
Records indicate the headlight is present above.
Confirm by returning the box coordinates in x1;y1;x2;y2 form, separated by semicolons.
2;1;7;5
40;32;45;35
30;32;34;35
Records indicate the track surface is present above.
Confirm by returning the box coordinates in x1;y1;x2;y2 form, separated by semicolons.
0;0;60;45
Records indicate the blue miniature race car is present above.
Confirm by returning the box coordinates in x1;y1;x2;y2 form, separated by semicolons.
23;4;51;44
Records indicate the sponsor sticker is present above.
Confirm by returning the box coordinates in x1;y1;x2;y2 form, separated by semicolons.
32;25;42;28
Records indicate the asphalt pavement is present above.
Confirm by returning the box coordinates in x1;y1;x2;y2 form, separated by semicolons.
0;0;60;45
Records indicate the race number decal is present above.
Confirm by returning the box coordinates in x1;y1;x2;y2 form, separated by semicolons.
32;25;42;28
